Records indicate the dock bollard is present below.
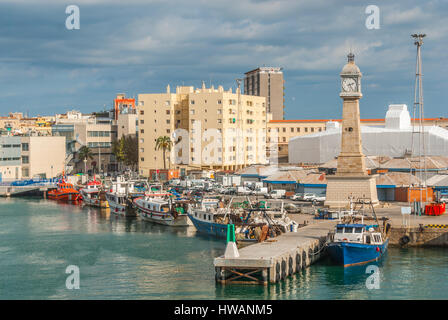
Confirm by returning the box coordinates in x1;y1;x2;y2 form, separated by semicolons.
224;224;239;258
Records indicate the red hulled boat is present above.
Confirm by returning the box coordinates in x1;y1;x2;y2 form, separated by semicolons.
48;180;82;202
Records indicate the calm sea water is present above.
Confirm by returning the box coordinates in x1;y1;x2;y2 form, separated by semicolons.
0;198;447;300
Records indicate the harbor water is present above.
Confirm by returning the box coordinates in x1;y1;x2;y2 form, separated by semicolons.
0;198;447;300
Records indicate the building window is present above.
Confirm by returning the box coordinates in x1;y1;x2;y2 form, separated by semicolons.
217;100;222;104
22;156;29;164
22;167;29;177
305;128;308;132
140;120;144;124
22;143;29;151
296;127;300;132
166;110;170;115
290;128;294;133
141;158;144;162
140;110;144;115
191;100;195;105
140;129;144;134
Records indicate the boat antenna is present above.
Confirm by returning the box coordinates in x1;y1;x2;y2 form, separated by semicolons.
410;33;427;215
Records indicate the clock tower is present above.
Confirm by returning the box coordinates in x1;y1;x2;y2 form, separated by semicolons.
324;53;379;208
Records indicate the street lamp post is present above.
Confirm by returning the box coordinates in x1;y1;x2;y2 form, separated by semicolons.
83;158;87;175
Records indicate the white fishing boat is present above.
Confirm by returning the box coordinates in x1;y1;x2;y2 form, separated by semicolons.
134;196;191;226
105;177;138;217
80;179;109;208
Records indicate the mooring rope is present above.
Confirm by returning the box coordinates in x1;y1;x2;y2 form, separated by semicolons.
308;238;330;256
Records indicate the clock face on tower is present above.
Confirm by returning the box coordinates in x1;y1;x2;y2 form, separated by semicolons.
342;77;357;92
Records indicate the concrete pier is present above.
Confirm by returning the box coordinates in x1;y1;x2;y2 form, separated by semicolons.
0;185;56;197
214;220;337;285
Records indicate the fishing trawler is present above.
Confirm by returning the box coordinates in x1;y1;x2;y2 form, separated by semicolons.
326;199;390;267
133;196;191;226
188;198;297;242
80;179;109;208
105;177;139;216
47;179;81;202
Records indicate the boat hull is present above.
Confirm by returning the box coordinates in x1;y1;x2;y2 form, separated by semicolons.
48;192;81;202
80;190;109;208
327;239;389;267
108;200;137;217
187;213;228;238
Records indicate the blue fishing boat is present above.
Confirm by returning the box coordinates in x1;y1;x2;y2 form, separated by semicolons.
327;223;389;267
187;198;290;242
187;198;229;238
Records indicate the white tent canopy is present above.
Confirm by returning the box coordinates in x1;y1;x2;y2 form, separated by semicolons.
289;104;448;164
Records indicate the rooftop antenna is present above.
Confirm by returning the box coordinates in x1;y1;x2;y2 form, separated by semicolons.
410;33;427;216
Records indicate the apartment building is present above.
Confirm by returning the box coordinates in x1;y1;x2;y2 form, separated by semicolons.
20;136;66;179
0;136;22;181
137;84;268;176
244;67;285;120
0;135;65;181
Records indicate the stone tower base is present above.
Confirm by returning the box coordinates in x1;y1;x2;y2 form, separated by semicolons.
324;175;379;209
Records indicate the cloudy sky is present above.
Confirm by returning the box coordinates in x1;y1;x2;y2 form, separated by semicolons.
0;0;447;119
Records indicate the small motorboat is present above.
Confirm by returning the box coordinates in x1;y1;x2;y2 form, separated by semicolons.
47;180;82;202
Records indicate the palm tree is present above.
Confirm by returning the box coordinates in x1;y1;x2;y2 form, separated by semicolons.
155;136;172;170
78;145;93;173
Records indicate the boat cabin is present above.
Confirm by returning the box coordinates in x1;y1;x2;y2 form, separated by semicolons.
334;224;383;245
142;198;171;212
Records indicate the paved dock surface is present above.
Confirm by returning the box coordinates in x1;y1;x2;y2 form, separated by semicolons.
214;220;337;284
217;220;336;266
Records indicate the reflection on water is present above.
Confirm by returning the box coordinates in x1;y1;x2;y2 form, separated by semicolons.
1;198;447;299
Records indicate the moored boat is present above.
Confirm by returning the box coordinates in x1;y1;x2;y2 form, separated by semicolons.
326;199;390;267
188;197;296;243
47;180;81;202
326;223;389;267
80;179;109;208
105;177;140;217
134;196;191;226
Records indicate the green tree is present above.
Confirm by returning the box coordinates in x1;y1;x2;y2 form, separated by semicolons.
112;137;125;171
155;136;172;170
123;135;138;170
